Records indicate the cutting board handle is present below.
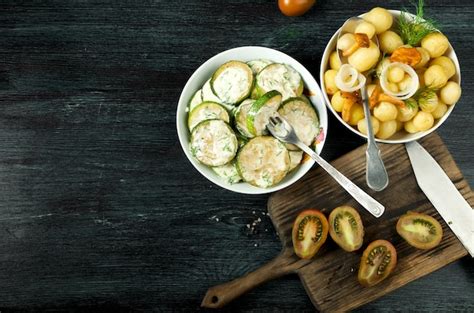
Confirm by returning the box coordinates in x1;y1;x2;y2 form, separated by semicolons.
201;250;296;308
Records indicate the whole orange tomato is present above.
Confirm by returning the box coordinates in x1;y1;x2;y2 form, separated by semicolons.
278;0;316;17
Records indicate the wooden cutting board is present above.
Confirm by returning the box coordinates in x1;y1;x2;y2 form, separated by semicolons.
202;132;472;312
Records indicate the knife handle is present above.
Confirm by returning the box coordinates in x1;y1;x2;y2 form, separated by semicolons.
201;249;299;308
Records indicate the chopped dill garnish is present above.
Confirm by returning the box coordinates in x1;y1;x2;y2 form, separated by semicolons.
398;0;439;46
413;86;438;110
404;98;418;109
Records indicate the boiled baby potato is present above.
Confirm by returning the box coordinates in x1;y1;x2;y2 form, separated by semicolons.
398;74;412;91
387;82;399;93
419;92;439;113
404;120;418;133
413;111;434;131
363;7;393;34
324;69;339;95
357;116;380;135
414;47;431;69
388;66;405;83
397;102;418;122
424;65;448;89
331;91;344;112
337;33;356;51
416;68;426;87
429;56;455;79
379;30;403;54
329;51;341;70
440;81;462;105
421;32;449;58
396;120;403;131
432;102;448;119
355;21;376;39
348;104;365;126
374;101;398;122
376;120;397;139
348;41;380;72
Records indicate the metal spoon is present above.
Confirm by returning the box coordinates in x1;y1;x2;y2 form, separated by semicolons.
337;17;389;192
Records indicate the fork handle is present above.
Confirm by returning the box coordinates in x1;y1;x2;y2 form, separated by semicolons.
298;144;385;218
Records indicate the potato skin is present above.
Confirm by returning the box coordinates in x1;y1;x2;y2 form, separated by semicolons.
379;31;403;54
348;41;380;72
440;81;462;105
363;7;393;34
421;32;449;58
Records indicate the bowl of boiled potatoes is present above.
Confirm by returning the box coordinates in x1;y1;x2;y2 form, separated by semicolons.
320;6;461;143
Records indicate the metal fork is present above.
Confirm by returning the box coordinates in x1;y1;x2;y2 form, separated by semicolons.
267;115;384;218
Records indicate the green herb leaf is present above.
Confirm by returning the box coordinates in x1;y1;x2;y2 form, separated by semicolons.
397;0;439;46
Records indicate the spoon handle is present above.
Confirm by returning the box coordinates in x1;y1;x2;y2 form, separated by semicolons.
361;85;389;191
298;143;385;218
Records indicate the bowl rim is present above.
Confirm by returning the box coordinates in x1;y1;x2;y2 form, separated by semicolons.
320;9;462;144
176;46;328;194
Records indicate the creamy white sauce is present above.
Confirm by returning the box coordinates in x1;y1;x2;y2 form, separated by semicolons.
239;137;289;188
188;89;203;112
257;64;302;100
212;162;242;184
236;99;255;138
213;67;251;104
188;102;228;131
253;98;280;136
202;79;221;103
191;120;237;166
278;100;319;147
247;59;272;75
289;151;304;171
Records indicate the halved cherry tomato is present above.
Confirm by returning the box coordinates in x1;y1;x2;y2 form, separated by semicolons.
278;0;316;17
358;240;397;287
396;211;443;250
328;206;364;252
292;209;328;259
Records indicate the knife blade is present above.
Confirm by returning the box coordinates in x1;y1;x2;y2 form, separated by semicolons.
405;141;474;257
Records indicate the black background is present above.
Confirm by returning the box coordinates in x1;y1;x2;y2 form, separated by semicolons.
0;0;472;311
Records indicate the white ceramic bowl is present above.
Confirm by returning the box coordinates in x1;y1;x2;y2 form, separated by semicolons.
177;46;328;194
320;10;461;144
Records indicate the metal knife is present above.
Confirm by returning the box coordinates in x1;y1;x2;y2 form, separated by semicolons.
406;141;474;257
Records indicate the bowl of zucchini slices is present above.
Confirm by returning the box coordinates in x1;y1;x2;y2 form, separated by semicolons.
177;46;328;194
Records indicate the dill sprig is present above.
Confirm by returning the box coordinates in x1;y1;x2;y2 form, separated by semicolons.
413;86;438;111
404;98;418;109
398;0;439;46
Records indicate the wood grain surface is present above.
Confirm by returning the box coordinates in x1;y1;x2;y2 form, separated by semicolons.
268;133;471;312
0;0;473;312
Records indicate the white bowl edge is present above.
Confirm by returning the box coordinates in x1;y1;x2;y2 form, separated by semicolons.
177;46;328;194
319;10;462;144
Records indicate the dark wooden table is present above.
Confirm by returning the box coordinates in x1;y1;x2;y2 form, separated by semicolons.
1;0;473;312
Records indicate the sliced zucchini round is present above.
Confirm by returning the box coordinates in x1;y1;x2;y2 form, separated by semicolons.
188;89;203;112
256;63;303;100
247;90;282;136
212;161;242;184
188;101;230;131
247;59;272;75
277;97;319;150
289;151;304;172
211;61;253;104
237;136;290;188
201;78;222;103
250;87;261;99
234;99;255;138
190;119;238;167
